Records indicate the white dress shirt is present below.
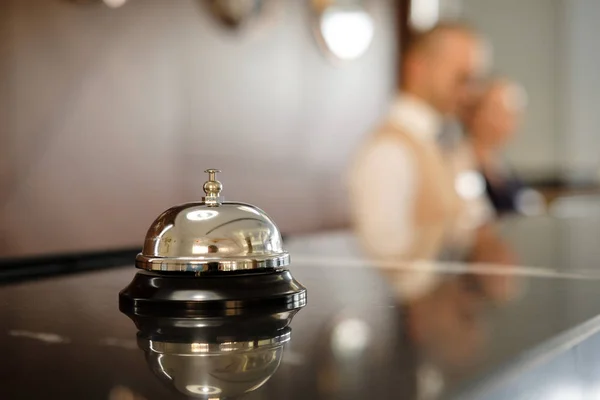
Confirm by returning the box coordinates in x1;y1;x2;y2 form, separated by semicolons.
348;94;443;257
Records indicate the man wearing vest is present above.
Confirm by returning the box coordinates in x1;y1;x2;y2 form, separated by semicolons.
349;22;490;260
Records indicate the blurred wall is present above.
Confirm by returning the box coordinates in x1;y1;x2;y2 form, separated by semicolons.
559;0;600;182
0;0;397;258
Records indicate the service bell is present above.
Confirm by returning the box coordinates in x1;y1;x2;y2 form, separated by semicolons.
119;169;307;316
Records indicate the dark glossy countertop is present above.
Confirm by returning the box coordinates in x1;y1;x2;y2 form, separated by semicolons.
2;216;600;400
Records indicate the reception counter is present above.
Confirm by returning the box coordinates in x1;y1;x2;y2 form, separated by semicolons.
1;216;600;399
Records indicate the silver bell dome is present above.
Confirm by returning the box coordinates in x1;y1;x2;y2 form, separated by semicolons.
136;169;289;274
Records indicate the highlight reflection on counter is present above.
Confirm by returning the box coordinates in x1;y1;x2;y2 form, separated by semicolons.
286;224;522;399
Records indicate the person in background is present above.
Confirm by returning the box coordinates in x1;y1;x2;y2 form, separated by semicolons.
349;22;489;259
461;79;541;215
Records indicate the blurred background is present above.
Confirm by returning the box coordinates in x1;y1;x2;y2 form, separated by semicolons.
1;0;600;259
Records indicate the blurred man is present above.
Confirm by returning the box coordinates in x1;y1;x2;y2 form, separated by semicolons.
461;79;541;214
349;23;488;259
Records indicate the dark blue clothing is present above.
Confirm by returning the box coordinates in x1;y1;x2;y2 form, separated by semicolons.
484;170;524;214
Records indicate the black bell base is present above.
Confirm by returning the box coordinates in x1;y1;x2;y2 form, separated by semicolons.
119;268;307;318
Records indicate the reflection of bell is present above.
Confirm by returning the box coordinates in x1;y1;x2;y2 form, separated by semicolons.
145;340;285;399
119;169;306;316
123;309;299;399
